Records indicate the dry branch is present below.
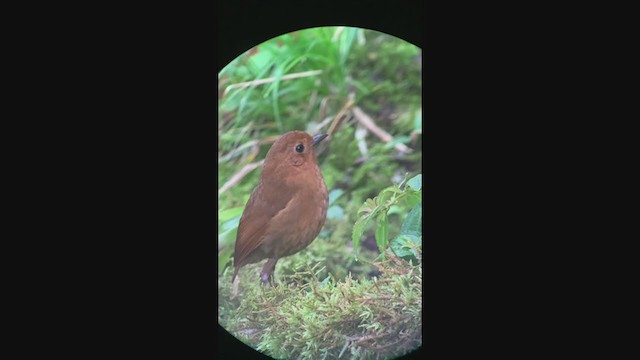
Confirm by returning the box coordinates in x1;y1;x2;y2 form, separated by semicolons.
309;116;336;135
218;136;279;164
218;160;265;195
318;96;340;123
327;96;355;138
222;70;323;98
352;106;413;154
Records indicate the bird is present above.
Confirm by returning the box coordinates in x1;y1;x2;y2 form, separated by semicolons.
232;131;329;285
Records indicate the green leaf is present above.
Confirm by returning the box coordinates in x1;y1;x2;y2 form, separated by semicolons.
401;204;422;237
376;234;421;261
357;198;377;217
396;235;421;258
377;186;401;206
351;214;372;261
398;173;410;189
387;205;402;216
401;191;422;209
375;212;389;252
407;174;422;191
218;207;244;223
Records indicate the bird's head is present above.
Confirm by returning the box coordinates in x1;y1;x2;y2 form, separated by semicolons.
262;131;328;183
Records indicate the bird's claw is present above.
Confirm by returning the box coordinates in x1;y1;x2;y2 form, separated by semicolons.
260;272;277;287
260;271;270;284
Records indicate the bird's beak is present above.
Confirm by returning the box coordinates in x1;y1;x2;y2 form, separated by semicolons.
312;133;328;147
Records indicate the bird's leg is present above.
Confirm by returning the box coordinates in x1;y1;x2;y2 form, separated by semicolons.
260;258;278;286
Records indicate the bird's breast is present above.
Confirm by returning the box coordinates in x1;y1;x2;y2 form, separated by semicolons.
262;181;328;259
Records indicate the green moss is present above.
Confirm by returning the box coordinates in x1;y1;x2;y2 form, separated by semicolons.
219;249;422;360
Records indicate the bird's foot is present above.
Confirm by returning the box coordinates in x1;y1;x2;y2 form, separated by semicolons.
260;271;277;287
260;271;269;284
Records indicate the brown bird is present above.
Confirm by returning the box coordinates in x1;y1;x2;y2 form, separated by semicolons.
232;131;329;285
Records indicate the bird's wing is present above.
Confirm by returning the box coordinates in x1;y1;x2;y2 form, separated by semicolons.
233;182;293;270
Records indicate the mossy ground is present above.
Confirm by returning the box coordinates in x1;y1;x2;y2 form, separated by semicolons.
218;233;422;360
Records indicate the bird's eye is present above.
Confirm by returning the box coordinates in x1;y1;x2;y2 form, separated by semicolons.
295;144;304;153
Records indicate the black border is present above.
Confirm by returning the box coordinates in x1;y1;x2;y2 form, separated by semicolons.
21;0;591;357
217;1;425;359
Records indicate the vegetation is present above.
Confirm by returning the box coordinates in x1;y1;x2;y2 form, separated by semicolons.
218;27;422;359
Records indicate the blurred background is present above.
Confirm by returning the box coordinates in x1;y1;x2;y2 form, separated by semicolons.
218;27;422;280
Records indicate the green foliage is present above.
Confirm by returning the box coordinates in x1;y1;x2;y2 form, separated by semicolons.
347;33;422;125
219;27;364;139
218;205;244;275
218;27;421;165
352;174;422;261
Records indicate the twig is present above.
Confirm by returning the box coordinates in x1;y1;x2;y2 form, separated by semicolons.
352;106;413;154
309;116;335;135
327;93;355;138
218;136;279;164
318;96;339;123
222;70;324;98
218;160;265;195
218;141;258;163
